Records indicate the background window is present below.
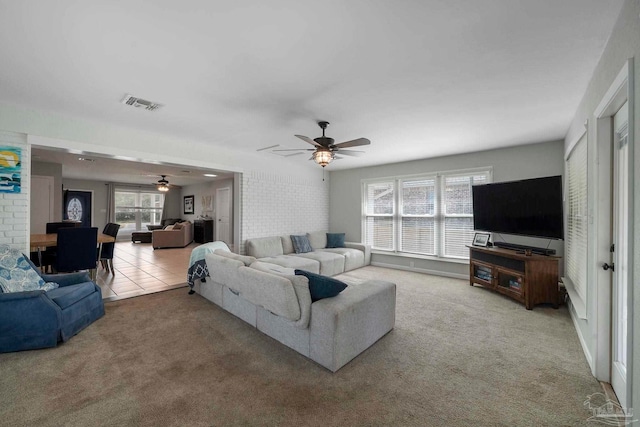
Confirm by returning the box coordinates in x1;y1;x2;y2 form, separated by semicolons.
363;168;491;259
115;190;165;236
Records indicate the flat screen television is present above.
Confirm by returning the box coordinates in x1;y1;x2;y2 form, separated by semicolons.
472;175;564;240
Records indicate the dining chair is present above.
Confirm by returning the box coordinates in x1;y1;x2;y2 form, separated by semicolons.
53;227;99;276
37;222;79;273
98;223;121;274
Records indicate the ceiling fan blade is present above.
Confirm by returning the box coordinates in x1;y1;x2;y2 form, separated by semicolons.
334;138;371;148
295;135;322;147
335;150;364;157
273;148;315;152
333;156;343;160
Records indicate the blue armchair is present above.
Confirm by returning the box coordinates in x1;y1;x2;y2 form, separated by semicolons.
0;247;105;353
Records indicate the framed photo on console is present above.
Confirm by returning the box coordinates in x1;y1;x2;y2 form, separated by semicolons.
472;232;490;247
183;195;194;215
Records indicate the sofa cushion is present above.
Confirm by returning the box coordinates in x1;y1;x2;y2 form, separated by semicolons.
0;246;58;293
237;266;301;321
291;235;313;254
294;251;346;276
47;282;96;310
172;222;184;230
294;270;348;302
163;225;175;230
326;233;346;248
259;256;320;274
213;249;256;266
280;235;295;255
246;236;284;259
307;231;327;249
317;248;366;272
250;261;296;276
204;254;244;290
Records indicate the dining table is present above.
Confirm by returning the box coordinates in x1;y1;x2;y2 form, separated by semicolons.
30;232;116;279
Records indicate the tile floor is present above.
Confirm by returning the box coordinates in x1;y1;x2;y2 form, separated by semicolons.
95;241;197;301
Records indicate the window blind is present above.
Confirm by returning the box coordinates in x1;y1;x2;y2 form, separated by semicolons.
364;181;395;250
443;173;489;257
401;178;435;255
362;168;491;259
565;135;588;303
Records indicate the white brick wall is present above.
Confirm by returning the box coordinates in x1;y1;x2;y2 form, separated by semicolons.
0;131;29;253
240;170;329;254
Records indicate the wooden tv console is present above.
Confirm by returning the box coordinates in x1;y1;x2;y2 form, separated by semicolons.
468;245;560;310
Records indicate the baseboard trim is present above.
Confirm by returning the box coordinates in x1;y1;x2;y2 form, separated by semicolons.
370;262;468;280
568;299;594;372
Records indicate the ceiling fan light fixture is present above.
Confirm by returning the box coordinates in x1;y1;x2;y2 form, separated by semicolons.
313;149;333;167
157;183;169;192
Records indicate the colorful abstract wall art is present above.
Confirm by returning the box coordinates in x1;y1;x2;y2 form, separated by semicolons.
0;147;21;193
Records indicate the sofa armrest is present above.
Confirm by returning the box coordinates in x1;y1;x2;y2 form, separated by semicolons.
309;280;395;372
344;242;371;265
40;272;92;287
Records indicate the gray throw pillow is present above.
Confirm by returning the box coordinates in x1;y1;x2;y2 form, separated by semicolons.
290;235;313;254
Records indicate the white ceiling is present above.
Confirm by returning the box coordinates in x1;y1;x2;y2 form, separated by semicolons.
0;0;624;173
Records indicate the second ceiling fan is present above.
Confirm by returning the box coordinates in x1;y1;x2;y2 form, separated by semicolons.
275;121;370;167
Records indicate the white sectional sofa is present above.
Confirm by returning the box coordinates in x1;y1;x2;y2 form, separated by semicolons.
245;231;371;275
194;233;395;372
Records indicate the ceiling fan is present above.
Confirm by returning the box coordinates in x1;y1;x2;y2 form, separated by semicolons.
155;175;171;192
275;121;371;168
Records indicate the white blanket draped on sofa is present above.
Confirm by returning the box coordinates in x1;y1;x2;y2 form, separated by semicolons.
187;241;230;290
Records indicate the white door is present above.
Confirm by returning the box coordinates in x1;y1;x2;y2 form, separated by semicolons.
610;101;629;409
215;187;231;244
30;175;54;234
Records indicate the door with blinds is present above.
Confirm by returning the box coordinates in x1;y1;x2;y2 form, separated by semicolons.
610;101;630;410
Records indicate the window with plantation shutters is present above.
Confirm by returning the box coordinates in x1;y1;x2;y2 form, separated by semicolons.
362;168;491;260
565;135;588;304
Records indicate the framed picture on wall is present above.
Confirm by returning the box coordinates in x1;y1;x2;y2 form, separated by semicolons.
184;195;194;215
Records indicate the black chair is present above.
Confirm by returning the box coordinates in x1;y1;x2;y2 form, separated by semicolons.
98;223;120;274
31;222;79;272
54;227;99;275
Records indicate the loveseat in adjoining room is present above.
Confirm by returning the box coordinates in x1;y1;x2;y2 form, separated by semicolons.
152;221;193;249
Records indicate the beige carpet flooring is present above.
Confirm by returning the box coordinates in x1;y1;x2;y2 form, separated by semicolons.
0;266;600;426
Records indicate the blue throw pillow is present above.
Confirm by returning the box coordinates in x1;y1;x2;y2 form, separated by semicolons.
326;233;346;248
290;235;313;254
0;245;58;293
294;269;348;302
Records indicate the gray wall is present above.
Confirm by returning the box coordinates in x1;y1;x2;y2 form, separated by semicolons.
162;188;182;220
181;177;235;244
32;161;63;221
562;0;640;411
329;140;565;277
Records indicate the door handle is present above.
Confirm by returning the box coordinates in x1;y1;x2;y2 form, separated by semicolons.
603;262;615;272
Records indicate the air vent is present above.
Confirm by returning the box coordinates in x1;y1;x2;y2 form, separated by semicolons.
120;94;163;111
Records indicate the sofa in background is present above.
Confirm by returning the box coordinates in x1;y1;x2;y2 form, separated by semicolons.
152;221;193;249
195;250;395;372
245;231;371;276
0;245;105;353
